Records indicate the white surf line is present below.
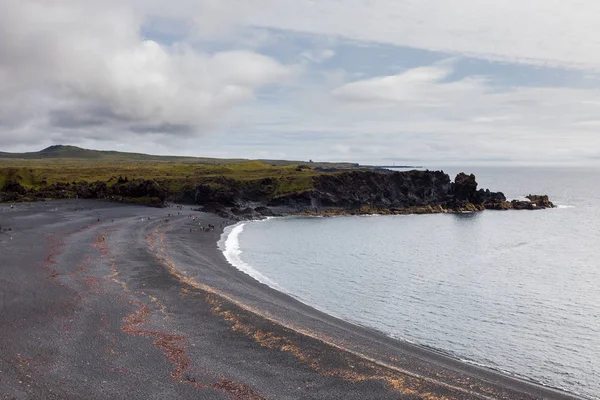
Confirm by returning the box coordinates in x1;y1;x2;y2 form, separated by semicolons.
219;221;287;292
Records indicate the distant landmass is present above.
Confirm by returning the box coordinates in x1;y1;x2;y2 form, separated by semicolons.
376;165;424;169
0;145;362;169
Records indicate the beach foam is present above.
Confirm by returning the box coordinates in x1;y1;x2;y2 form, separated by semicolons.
219;222;286;291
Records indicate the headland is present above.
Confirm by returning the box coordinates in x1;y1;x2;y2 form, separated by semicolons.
1;146;553;217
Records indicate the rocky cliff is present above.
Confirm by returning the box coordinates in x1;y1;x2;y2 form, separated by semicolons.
0;178;167;207
187;170;553;218
0;169;554;216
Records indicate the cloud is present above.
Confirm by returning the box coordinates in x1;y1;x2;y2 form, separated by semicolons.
2;0;600;165
331;64;488;105
0;0;296;142
231;62;600;165
138;0;600;70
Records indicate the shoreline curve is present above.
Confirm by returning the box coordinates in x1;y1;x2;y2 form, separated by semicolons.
215;214;588;400
0;200;586;400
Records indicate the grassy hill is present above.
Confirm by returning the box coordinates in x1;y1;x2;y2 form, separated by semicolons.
1;145;246;164
0;145;360;168
0;145;365;204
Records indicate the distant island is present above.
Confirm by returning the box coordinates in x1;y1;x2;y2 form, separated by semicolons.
0;145;554;215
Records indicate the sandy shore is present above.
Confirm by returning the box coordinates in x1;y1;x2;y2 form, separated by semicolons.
0;200;582;399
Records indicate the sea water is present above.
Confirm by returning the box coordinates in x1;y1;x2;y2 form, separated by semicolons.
220;167;600;399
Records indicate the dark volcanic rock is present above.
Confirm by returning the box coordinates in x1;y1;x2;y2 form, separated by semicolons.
254;206;279;217
526;194;554;209
1;181;27;201
2;180;26;195
200;204;279;220
268;190;314;209
0;178;167;207
511;200;536;210
476;189;507;204
483;194;554;211
271;170;454;210
268;170;511;213
453;173;478;204
483;201;513;210
110;179;166;201
0;167;553;213
195;184;237;207
200;203;233;219
75;181;94;198
194;178;275;207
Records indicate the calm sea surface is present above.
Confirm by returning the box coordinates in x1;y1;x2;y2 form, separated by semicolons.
219;167;600;399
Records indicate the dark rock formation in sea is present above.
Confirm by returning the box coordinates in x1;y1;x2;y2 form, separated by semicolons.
454;173;479;205
510;195;555;210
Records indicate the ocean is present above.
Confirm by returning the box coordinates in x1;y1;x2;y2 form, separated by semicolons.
219;167;600;399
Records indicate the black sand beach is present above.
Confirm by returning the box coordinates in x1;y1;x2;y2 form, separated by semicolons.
0;200;582;399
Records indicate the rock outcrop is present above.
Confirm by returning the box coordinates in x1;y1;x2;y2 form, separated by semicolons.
270;170;455;210
0;179;167;207
526;195;554;209
264;171;552;215
0;169;555;214
453;173;479;205
1;180;26;201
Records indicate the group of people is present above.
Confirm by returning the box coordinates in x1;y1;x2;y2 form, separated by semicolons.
160;206;232;235
190;223;215;233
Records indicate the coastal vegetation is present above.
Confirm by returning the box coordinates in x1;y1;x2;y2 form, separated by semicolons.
0;146;339;205
0;145;554;214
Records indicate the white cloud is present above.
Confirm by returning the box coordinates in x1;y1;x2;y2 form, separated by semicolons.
0;0;297;143
138;0;600;70
234;63;600;164
2;0;600;165
331;64;488;106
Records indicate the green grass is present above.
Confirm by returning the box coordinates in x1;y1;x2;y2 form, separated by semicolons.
0;157;326;200
0;146;374;202
0;145;361;169
0;167;40;189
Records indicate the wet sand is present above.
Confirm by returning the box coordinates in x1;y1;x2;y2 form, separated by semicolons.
0;200;582;399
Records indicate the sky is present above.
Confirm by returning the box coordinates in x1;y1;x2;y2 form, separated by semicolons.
2;0;600;166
